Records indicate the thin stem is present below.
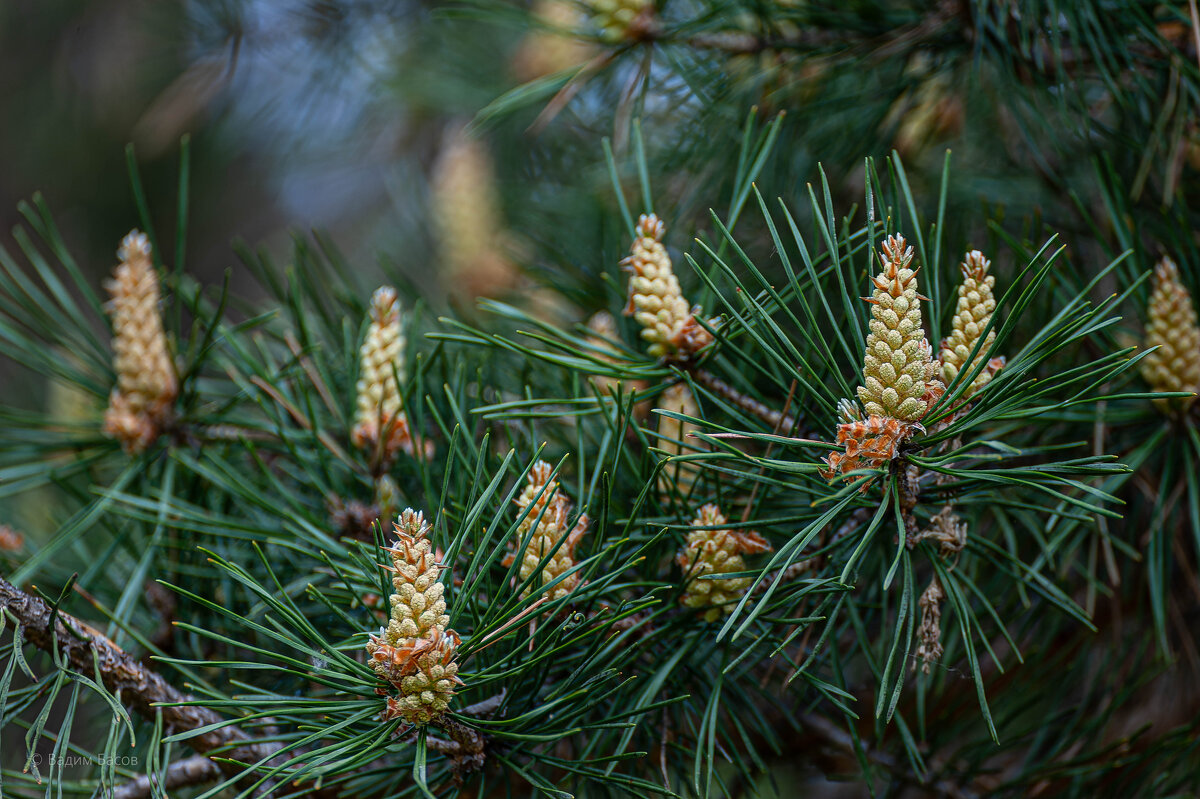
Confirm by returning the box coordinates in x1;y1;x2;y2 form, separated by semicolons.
112;756;221;799
690;368;802;435
0;576;331;797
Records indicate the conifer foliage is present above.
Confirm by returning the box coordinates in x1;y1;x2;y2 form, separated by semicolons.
4;2;1200;798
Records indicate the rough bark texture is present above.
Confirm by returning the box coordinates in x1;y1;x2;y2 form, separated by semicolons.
111;755;222;799
0;577;276;782
691;368;798;434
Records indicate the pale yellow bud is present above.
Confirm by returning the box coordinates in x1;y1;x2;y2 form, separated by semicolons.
512;0;596;80
622;214;712;360
856;234;938;422
676;504;771;621
587;0;653;41
366;508;464;725
352;287;428;469
656;382;702;494
432;129;516;298
354;286;406;431
1142;257;1200;414
509;461;587;600
940;250;999;396
102;230;177;453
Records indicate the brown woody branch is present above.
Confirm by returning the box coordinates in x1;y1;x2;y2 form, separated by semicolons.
0;576;300;796
680;0;967;57
431;716;487;776
111;756;222;799
690;368;803;436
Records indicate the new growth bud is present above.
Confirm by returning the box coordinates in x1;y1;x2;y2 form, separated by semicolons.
352;287;429;471
102;230;177;453
656;382;701;494
588;0;654;42
940;250;1001;397
622;214;713;361
367;509;463;726
676;504;772;622
1142;257;1200;414
825;235;947;480
513;0;595;80
508;461;588;600
586;311;650;417
857;234;939;422
432;130;516;298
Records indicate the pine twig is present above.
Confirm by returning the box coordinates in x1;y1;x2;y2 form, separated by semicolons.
689;368;802;435
459;688;507;718
794;711;979;799
682;0;964;57
397;716;487;778
112;756;222;799
432;716;487;774
0;576;310;795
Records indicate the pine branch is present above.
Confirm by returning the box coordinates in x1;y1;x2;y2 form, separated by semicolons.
111;756;222;799
794;712;980;799
430;717;487;775
682;0;966;58
458;689;507;717
689;368;802;435
0;576;304;795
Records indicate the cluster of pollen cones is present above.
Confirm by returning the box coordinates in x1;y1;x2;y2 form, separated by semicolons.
822;236;1002;481
366;509;464;726
504;461;588;601
676;503;772;621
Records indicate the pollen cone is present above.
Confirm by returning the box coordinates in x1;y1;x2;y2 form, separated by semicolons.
509;461;588;600
856;234;938;422
102;230;177;453
366;509;463;726
940;250;1000;397
1142;257;1200;414
622;214;712;360
676;504;771;622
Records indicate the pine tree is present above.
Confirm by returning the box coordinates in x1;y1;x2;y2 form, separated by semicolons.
3;2;1200;797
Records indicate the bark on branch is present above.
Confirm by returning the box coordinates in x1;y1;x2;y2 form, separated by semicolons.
690;368;802;435
111;755;222;799
0;576;280;790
